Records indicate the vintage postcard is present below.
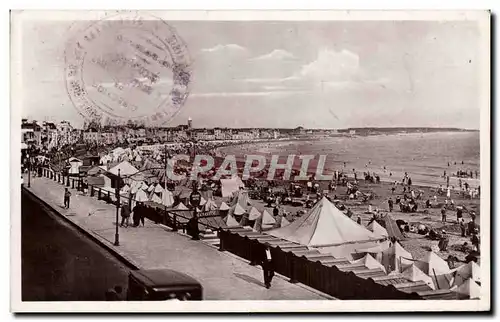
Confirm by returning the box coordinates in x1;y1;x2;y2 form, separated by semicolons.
10;10;490;312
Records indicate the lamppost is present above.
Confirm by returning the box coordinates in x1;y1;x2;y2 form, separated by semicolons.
114;168;121;246
26;151;31;188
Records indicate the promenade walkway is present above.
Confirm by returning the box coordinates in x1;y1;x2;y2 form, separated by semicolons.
25;176;330;300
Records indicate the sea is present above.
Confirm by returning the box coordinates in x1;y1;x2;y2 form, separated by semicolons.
218;132;481;188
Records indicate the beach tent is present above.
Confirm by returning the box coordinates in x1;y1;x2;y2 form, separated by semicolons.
135;155;142;162
108;161;139;177
351;254;387;274
415;251;451;276
451;261;480;287
135;189;149;202
281;216;291;227
381;241;414;274
154;184;165;194
226;214;241;228
268;197;381;247
203;199;218;212
120;184;130;195
219;202;230;211
253;214;263;233
451;278;481;299
175;202;188;210
230;203;247;216
262;209;276;226
248;207;261;221
162;190;174;207
220;177;245;198
150;193;163;205
367;220;389;238
414;251;452;289
199;197;207;206
401;264;435;290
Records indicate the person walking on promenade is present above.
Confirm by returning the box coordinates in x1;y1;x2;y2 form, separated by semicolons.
132;202;142;227
63;188;71;209
187;210;200;240
388;198;394;212
262;245;274;289
441;207;447;223
120;204;131;228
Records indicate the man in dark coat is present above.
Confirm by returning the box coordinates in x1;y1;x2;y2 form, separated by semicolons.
187;210;200;240
63;188;71;209
262;245;274;289
132;202;142;227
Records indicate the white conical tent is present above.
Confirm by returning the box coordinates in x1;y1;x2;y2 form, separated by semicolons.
231;203;247;216
451;278;481;299
368;221;389;238
268;197;380;247
262;209;276;226
199;196;207;206
150;193;163;204
381;241;414;274
452;261;480;287
401;264;435;290
162;190;174;207
226;215;241;227
135;189;149;202
248;207;261;221
129;181;141;194
135;155;142;162
108;160;139;177
415;251;451;276
219;202;230;211
175;202;188;210
203;199;218;211
281;216;291;227
120;184;130;194
414;251;452;290
154;184;164;194
351;254;387;274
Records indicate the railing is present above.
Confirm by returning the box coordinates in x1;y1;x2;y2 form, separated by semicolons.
218;229;422;300
39;167;218;233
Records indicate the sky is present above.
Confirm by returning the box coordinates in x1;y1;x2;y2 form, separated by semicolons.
19;19;482;129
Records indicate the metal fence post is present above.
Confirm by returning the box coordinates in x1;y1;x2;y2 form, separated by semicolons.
172;214;178;232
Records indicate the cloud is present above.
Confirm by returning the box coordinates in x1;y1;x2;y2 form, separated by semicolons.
298;49;360;81
252;49;297;61
201;44;247;53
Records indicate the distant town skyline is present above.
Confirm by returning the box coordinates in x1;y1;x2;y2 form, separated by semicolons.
20;18;482;130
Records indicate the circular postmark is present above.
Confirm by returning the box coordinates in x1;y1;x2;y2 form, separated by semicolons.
64;11;191;126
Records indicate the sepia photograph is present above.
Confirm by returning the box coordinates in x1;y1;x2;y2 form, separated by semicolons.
10;10;490;312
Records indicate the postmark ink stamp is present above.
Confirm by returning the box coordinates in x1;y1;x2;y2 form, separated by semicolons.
64;11;191;126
